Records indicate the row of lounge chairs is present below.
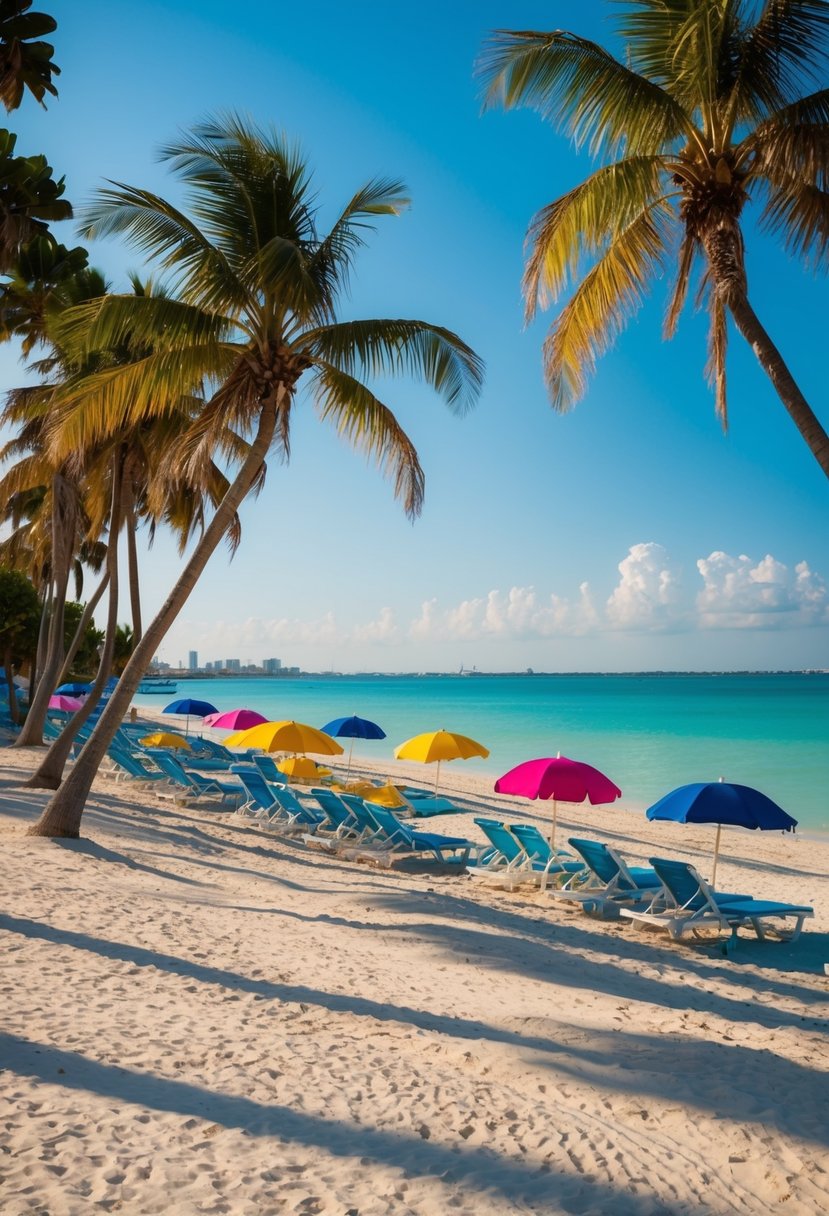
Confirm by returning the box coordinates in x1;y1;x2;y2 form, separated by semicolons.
85;727;815;954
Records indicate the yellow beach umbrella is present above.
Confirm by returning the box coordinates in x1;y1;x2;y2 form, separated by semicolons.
277;756;332;781
394;729;489;794
339;781;409;809
140;731;191;750
224;719;344;756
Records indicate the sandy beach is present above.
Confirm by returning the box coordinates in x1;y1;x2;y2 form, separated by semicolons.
1;736;828;1216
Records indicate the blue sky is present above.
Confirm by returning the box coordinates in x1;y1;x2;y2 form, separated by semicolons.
4;0;828;672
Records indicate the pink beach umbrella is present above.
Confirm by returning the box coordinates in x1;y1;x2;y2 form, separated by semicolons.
494;754;622;847
202;708;269;731
48;694;85;712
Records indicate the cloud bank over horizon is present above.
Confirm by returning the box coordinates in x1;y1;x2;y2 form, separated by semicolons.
168;543;829;667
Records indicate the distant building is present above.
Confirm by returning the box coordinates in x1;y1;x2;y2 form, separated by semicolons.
225;659;241;673
188;650;198;671
263;657;282;674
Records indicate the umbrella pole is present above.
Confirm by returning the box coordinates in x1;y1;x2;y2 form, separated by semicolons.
712;823;722;887
434;759;441;795
346;739;354;780
549;798;558;849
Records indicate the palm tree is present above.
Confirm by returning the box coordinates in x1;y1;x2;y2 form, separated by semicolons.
478;0;829;476
27;115;483;837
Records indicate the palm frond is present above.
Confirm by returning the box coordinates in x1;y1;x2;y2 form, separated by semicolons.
44;344;239;459
758;178;829;267
79;183;248;311
312;363;425;519
542;201;672;409
49;292;235;362
478;28;691;155
308;178;410;302
522;155;670;319
740;87;829;182
704;276;729;428
663;230;699;338
726;1;829;124
300;320;484;415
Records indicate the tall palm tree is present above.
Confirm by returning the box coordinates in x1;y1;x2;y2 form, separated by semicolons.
478;0;829;476
27;115;483;837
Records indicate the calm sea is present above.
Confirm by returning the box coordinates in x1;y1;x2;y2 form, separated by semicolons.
133;673;829;832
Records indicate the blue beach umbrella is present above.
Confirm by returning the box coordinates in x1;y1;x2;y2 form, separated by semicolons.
646;780;798;885
320;715;386;777
163;697;218;737
56;682;92;695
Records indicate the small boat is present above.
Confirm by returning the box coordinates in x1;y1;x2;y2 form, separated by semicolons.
137;676;178;694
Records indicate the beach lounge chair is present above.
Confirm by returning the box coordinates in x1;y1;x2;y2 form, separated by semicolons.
144;749;243;808
347;800;475;868
546;838;663;916
105;745;169;786
621;858;813;950
466;819;579;889
508;824;587;888
302;789;368;850
228;765;281;819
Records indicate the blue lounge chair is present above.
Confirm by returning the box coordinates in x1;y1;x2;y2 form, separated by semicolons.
304;789;365;849
466;819;574;889
145;749;243;808
509;824;587;886
106;746;169;786
547;838;663;916
621;858;812;950
228;765;281;820
349;801;474;868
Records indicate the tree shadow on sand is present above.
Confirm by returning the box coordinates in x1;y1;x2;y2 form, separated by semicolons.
1;913;826;1147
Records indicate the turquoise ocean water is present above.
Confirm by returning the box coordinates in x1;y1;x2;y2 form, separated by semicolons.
133;673;829;833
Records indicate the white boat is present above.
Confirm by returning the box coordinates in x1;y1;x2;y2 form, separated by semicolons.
137;676;178;694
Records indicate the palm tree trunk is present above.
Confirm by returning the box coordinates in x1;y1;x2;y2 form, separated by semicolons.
124;475;143;645
27;399;278;837
58;568;110;685
26;464;124;789
704;224;829;477
15;479;76;747
4;649;20;724
726;294;829;477
31;582;52;699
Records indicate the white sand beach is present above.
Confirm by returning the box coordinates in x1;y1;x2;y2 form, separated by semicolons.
1;738;828;1216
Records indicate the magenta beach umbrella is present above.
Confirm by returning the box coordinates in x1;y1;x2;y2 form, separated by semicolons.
495;754;622;846
203;708;269;731
48;694;85;713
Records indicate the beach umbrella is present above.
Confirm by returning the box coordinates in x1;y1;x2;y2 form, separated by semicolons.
48;694;84;713
162;697;218;737
140;731;191;750
494;754;622;848
203;707;268;731
55;682;91;696
646;780;798;886
276;756;332;782
224;719;344;756
394;729;489;794
321;714;386;777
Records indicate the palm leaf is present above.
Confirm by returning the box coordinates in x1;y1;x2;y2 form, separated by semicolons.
478;27;691;155
300;319;484;414
523;155;670;319
312;363;425;519
542;201;672;409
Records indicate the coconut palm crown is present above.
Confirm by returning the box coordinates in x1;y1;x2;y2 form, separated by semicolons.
52;114;483;517
479;0;829;476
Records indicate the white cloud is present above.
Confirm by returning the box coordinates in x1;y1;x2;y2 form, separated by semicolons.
352;606;400;644
696;552;828;628
407;583;599;642
605;542;682;630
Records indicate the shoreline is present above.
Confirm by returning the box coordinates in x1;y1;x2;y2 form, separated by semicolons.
2;729;827;1215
